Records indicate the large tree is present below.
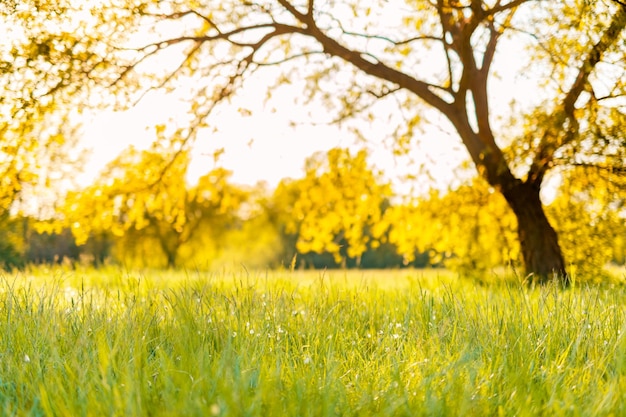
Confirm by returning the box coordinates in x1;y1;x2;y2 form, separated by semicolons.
10;0;626;282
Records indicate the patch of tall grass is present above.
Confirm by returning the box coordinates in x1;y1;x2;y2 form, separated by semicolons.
0;266;625;416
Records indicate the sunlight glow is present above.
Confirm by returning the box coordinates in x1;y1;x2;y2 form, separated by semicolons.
78;0;553;196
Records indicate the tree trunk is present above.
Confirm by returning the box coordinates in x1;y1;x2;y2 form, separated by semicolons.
165;250;177;269
501;181;569;285
157;236;178;269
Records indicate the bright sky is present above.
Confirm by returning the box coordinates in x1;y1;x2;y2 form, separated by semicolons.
80;89;366;188
79;78;469;195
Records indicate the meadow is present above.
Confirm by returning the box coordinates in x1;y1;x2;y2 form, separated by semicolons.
1;266;625;416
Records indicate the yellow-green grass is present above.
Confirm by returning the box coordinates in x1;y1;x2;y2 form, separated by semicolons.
1;266;625;416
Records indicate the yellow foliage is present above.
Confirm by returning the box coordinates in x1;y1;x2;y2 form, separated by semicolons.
387;178;519;272
274;148;391;265
547;167;626;279
60;143;248;267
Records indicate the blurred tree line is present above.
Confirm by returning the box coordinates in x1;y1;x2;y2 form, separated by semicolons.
1;146;625;277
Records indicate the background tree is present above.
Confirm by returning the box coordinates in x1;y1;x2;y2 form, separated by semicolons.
273;148;391;267
385;176;519;275
547;166;626;280
63;144;247;268
9;0;626;282
173;166;249;268
204;182;286;269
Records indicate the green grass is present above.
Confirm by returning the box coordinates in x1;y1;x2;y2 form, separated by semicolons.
1;266;626;416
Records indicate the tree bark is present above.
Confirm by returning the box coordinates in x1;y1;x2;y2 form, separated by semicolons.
501;181;568;285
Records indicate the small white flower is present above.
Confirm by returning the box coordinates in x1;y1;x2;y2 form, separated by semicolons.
23;354;31;363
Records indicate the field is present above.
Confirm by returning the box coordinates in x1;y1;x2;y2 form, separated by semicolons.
1;266;626;416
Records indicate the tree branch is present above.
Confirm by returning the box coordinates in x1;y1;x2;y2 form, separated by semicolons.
254;50;325;66
278;5;455;114
469;8;517;143
486;0;537;16
611;0;626;9
276;0;309;22
528;5;626;186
